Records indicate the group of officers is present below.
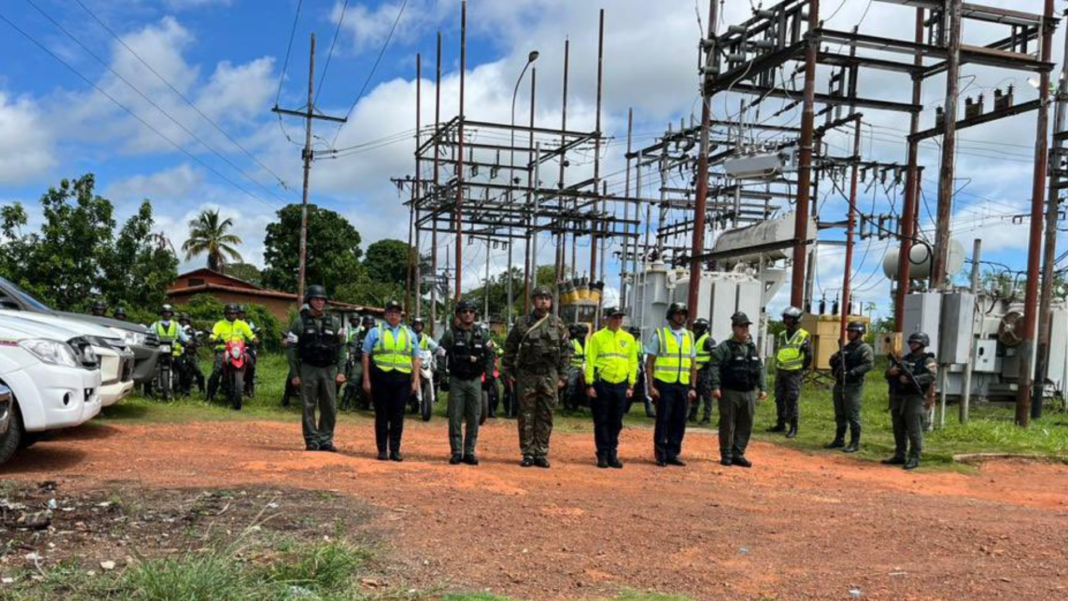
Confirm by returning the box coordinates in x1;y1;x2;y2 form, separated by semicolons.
139;282;938;471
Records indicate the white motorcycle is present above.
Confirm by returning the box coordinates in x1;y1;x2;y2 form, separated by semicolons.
409;348;436;421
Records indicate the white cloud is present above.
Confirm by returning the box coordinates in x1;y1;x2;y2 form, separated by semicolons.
0;92;56;185
105;163;204;203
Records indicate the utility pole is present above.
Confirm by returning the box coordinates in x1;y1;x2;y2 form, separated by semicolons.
272;33;347;302
1034;5;1068;421
931;0;963;289
790;0;820;308
895;7;926;330
484;239;491;321
689;0;718;323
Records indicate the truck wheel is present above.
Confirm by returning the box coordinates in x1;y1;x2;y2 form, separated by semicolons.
0;403;25;467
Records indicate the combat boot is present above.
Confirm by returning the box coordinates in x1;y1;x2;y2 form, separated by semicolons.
766;420;786;433
608;451;623;469
881;456;906;465
786;419;798;439
843;428;860;454
824;426;846;449
534;457;551;468
596;452;609;469
903;457;920;470
520;456;535;468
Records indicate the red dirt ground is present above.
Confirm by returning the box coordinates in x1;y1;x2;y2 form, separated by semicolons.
4;418;1067;600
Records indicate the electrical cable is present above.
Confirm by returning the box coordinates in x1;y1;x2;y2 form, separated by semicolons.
315;0;349;106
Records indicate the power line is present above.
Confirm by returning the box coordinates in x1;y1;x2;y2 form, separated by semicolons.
275;0;303;106
331;0;410;146
0;9;278;211
23;0;290;205
315;0;349;107
71;0;294;193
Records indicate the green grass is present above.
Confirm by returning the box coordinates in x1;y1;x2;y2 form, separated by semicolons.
96;352;1068;467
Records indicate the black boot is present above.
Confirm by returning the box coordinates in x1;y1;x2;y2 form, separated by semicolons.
596;452;609;469
843;427;860;453
785;419;798;439
824;426;846;449
608;450;623;469
766;420;786;433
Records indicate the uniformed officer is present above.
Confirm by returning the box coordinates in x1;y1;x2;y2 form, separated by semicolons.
90;299;108;317
710;312;767;468
287;286;346;452
207;304;257;402
363;300;421;461
689;318;716;425
411;318;437;353
585;307;638;469
177;312;205;395
564;324;588;412
114;307;128;321
827;321;874;453
771;306;811;438
884;332;936;470
438;299;493;465
281;304;309;407
502;287;570;468
646;302;697;467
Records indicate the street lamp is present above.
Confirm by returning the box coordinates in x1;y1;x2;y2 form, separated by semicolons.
509;50;539;326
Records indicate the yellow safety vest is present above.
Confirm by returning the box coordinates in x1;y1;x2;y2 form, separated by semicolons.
570;338;585;369
695;333;711;368
155;321;183;356
776;328;810;371
653;327;693;385
585;328;637;385
372;325;413;374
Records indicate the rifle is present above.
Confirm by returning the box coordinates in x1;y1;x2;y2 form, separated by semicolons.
887;353;925;396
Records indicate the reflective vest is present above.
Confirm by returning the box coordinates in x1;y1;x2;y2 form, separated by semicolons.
653;327;693;385
586;328;636;385
695;333;712;368
372;325;413;374
416;333;431;351
776;328;810;371
570;339;585;369
155;321;183;356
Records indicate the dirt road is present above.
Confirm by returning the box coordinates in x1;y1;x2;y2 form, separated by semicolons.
5;418;1067;600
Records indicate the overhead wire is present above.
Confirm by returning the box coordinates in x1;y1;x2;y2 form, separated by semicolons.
314;0;349;106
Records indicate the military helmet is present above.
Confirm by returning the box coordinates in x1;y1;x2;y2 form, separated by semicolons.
159;304;174;316
384;300;403;313
412;317;425;328
692;317;710;335
531;286;553;300
114;307;127;317
782;306;803;320
361;315;375;326
731;311;753;327
236;304;247;314
178;312;191;322
91;300;107;311
568;323;583;337
666;302;689;319
455;299;478;314
224;303;239;314
907;331;930;347
846;321;867;334
576;323;589;336
349;314;360;324
304;285;328;302
627;325;642;338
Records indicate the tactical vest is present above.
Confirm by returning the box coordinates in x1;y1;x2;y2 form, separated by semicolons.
372;325;413;374
448;327;488;380
653;327;693;385
834;342;871;385
298;315;341;368
720;339;762;392
889;351;934;396
570;339;585;369
516;313;563;375
695;333;712;368
776;328;809;371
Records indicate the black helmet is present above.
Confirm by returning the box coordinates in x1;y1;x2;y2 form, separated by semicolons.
693;317;710;334
224;303;239;314
304;285;328;302
160;304;174;316
627;326;642;338
568;324;583;337
236;304;247;314
361;315;375;326
907;332;930;347
456;299;477;314
412;317;425;329
178;312;191;322
666;302;689;320
731;312;753;327
349;314;360;324
782;306;803;320
846;321;867;334
531;286;553;300
114;307;127;318
384;300;403;313
92;300;107;311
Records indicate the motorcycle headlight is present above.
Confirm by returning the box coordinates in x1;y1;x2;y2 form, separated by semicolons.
230;347;241;359
19;339;80;368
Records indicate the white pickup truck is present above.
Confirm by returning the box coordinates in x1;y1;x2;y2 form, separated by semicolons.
0;316;103;466
0;311;134;406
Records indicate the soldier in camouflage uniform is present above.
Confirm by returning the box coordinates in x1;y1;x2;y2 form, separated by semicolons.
827;321;874;453
287;286;346;452
502;287;571;468
884;332;937;470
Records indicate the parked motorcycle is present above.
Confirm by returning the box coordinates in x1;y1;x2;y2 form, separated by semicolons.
408;348;435;421
153;339;177;401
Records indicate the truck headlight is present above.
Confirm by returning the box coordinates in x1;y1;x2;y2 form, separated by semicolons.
19;339;80;368
115;329;147;347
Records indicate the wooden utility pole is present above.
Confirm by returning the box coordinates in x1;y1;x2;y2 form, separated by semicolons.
931;0;964;289
272;33;346;302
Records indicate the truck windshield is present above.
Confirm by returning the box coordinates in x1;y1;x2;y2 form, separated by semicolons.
0;276;54;312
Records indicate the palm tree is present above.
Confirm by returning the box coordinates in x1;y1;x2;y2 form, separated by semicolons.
182;209;243;272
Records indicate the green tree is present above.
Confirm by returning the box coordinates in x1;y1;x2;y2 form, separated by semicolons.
261;204;362;294
364;239;413;286
101;200;179;311
225;262;263;286
182;209;243;272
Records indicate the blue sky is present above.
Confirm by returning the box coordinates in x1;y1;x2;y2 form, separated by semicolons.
0;0;1063;316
